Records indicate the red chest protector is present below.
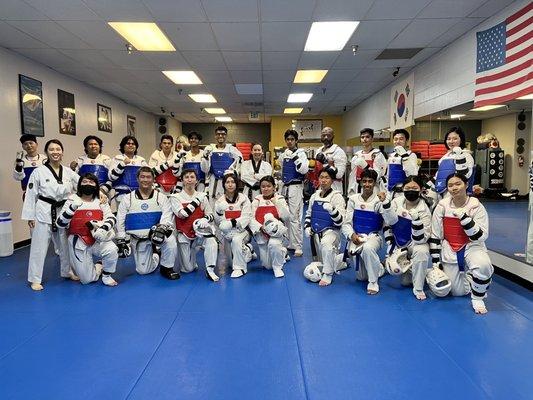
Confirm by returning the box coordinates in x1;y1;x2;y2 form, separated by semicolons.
68;209;103;245
155;169;178;192
307;161;324;189
255;205;279;225
175;204;204;239
443;216;470;252
356;159;374;181
225;209;241;220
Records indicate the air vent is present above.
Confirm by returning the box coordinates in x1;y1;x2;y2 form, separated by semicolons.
375;48;423;60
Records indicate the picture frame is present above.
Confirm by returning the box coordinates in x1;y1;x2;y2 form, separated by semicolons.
19;74;44;137
58;89;76;135
97;103;112;133
373;129;391;142
127;114;136;137
292;119;323;142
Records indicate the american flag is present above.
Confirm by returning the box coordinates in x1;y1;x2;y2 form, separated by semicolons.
474;2;532;108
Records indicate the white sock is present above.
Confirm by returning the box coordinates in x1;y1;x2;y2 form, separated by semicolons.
230;269;245;278
102;274;118;286
367;281;379;294
471;298;487;314
273;268;284;278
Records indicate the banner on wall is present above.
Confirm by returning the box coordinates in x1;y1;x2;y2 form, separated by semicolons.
390;73;414;131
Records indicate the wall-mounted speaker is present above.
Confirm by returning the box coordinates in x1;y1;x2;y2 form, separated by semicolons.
158;117;167;134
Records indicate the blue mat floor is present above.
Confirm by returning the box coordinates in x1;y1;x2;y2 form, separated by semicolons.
0;239;531;400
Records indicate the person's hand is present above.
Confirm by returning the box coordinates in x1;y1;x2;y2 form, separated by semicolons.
99;192;108;204
304;227;312;237
351;233;363;245
69;161;78;171
124;157;132;165
377;192;387;202
28;220;35;229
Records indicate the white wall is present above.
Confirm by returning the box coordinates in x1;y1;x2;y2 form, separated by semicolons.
343;0;530;138
0;46;158;244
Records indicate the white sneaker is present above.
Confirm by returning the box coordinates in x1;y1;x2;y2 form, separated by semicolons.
273;268;285;278
294;249;303;257
230;269;246;278
102;274;118;286
206;267;220;282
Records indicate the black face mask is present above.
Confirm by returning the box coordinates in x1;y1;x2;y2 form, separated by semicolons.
404;190;420;202
80;184;97;196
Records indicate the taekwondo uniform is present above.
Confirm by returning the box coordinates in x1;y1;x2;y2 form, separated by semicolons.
527;162;533;264
386;147;419;194
179;150;207;193
315;144;347;194
149;149;180;194
241;158;272;201
108;154;147;205
13;153;47;197
201;144;242;205
434;148;475;197
348;148;387;195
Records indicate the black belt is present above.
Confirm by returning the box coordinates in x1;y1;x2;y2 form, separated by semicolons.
283;180;303;186
38;195;66;232
245;183;260;201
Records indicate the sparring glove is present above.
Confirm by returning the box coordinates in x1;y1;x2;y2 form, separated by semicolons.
315;152;327;164
203;146;213;159
116;238;131;258
322;202;335;214
394;146;407;156
15;152;24;172
149;224;167;246
352;156;368;170
195;217;210;229
70;195;84;210
451;146;463;156
323;164;337;175
284;149;293;158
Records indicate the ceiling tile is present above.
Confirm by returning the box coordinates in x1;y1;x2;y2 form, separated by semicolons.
468;0;514;18
387;18;461;48
417;0;486;18
400;47;442;67
263;70;294;83
261;22;310;51
364;0;431;19
143;0;208;22
0;22;48;49
56;21;127;50
222;51;261;70
83;0;153;21
160;23;218;51
313;0;374;20
182;51;226;70
99;50;154;69
13;48;79;69
202;0;259;22
7;21;91;49
260;0;316;22
298;52;339;69
197;70;233;84
24;0;99;20
322;69;360;83
332;49;381;69
0;0;48;20
59;49;115;68
211;22;260;51
142;51;190;69
351;68;393;82
428;17;484;47
230;70;262;83
262;51;301;69
347;20;411;50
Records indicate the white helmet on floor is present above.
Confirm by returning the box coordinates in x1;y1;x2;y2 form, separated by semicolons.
426;266;452;297
303;261;323;282
193;218;215;237
385;248;411;276
263;214;287;238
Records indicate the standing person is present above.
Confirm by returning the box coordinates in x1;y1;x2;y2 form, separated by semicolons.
241;143;272;201
70;135;112;190
179;132;207;193
149;134;182;194
214;173;253;278
170;168;219;282
109;136;147;206
57;173;118;286
527;160;533;264
21;139;80;291
249;176;290;278
201;126;243;206
429;173;493;314
115;167;179;280
315;127;347;194
279;129;309;257
386;129;419;195
434;127;475;197
303;168;346;286
381;176;431;300
348;128;387;195
13;134;47;197
342;169;385;294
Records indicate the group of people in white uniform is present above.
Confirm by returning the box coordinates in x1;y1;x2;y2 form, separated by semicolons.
14;124;494;314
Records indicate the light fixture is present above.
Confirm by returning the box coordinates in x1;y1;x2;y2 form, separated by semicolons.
470;105;506;111
284;108;303;114
125;43;133;54
215;116;232;122
108;22;175;51
287;93;313;103
162;71;202;85
294;70;328;83
304;21;359;51
204;108;226;114
450;114;466;119
517;94;533;100
189;94;217;103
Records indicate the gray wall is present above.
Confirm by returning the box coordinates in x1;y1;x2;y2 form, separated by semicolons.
181;123;270;149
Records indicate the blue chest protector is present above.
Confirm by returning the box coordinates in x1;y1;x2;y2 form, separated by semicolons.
210;152;234;179
114;165;141;193
79;164;109;184
311;201;335;233
391;216;412;247
124;211;162;232
21;166;37;190
435;158;475;194
388;163;406;191
282;159;304;184
353;209;383;235
183;161;205;181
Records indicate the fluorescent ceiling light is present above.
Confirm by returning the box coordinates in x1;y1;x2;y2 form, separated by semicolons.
304;21;359;51
108;22;175;51
162;71;202;85
470;105;505;111
294;70;328;83
450;114;466;119
284;108;303;114
215;116;232;122
189;94;217;103
204;108;226;114
517;94;533;100
288;93;313;103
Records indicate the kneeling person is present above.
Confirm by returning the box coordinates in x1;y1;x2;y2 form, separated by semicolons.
116;167;178;279
170;169;219;281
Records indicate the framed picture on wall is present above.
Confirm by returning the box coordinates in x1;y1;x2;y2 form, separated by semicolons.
19;74;44;137
97;103;112;133
127;115;136;136
292;119;323;142
373;129;391;142
58;89;76;135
